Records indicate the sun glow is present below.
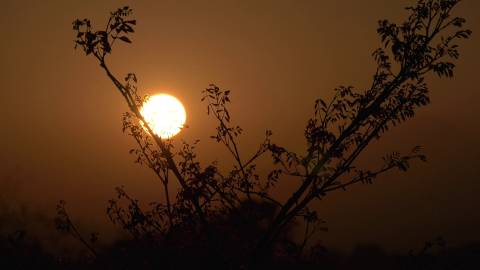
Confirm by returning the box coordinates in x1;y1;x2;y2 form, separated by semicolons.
140;94;186;139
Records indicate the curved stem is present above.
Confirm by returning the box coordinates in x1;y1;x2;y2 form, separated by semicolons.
99;60;207;226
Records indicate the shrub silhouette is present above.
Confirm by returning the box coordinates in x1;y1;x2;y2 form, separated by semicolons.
58;0;472;268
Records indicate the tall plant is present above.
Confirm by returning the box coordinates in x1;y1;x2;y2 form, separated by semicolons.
61;0;471;266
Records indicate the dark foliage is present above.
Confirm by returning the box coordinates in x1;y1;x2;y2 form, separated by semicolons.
47;0;474;268
1;231;479;269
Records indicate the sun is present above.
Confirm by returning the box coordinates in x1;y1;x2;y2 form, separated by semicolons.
140;94;187;139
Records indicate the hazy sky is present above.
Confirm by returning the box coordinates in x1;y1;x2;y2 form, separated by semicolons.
1;0;479;252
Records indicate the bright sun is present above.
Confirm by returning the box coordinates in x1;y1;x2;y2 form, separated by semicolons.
140;94;186;139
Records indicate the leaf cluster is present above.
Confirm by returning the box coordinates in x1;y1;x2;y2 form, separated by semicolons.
72;6;136;60
62;0;471;267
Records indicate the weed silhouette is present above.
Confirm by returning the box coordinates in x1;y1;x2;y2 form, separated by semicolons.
50;0;476;268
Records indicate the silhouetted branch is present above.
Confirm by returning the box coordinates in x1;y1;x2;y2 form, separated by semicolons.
256;0;470;258
54;200;97;257
73;7;207;226
70;1;471;267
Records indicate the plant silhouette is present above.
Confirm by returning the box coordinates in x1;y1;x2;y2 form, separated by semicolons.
56;0;472;268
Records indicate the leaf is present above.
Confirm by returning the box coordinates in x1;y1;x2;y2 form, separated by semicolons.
319;99;326;108
119;36;132;43
123;24;135;33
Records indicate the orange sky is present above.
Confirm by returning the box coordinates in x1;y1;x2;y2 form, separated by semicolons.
1;0;479;252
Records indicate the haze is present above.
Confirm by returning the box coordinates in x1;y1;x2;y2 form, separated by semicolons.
1;0;479;252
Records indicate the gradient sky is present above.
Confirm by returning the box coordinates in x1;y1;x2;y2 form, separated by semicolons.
1;0;479;252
